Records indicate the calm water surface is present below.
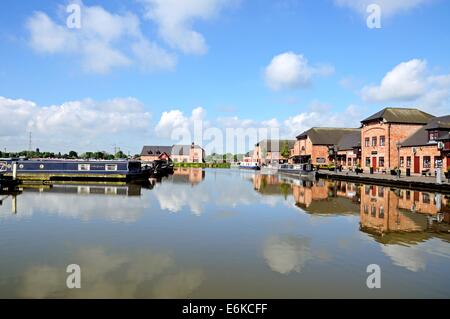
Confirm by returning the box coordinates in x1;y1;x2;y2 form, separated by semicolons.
0;168;449;298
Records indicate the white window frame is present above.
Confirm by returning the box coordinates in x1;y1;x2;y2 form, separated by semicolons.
78;164;91;171
105;164;118;171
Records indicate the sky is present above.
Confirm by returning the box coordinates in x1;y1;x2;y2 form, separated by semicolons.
0;0;449;155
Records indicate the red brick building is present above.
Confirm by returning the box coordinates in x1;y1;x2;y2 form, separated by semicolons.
399;115;450;175
360;108;434;172
291;127;360;166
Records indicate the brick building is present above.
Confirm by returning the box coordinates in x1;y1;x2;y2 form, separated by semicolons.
252;139;295;165
140;146;172;162
140;143;205;163
360;107;434;172
291;127;360;166
399;115;450;175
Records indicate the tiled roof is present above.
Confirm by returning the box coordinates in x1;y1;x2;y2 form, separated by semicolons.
402;115;450;147
140;146;172;156
296;128;360;145
361;107;434;124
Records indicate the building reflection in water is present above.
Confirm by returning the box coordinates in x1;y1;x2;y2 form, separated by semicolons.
170;168;205;186
251;173;450;241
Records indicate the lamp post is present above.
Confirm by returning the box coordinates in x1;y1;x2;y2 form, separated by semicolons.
396;142;401;180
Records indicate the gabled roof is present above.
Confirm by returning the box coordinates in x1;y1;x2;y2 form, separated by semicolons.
337;130;361;151
171;144;204;156
402;115;450;147
256;139;296;152
361;107;434;125
423;115;450;130
296;128;360;145
141;146;172;156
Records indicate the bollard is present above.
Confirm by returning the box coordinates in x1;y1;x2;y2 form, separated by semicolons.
12;162;17;180
436;168;442;185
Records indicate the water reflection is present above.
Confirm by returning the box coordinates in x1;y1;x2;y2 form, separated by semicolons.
18;247;204;298
263;235;312;275
1;169;449;298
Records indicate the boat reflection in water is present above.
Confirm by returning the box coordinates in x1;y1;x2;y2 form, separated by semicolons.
0;169;449;298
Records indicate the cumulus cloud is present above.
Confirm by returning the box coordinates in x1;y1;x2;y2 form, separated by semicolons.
263;235;312;274
26;2;176;73
154;101;362;149
335;0;433;18
0;96;151;151
17;247;204;298
155;107;207;142
264;52;334;91
140;0;236;55
361;59;450;114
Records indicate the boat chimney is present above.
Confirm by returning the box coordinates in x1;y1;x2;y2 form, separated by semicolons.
12;162;17;180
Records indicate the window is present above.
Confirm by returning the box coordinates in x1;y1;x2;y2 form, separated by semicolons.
364;205;369;214
380;136;385;146
379;206;385;219
378;186;384;197
105;164;117;171
434;156;443;168
365;157;370;167
406;156;411;168
379;157;385;167
78;164;90;171
406;191;410;200
371;137;377;147
365;138;370;147
423;156;431;169
316;158;326;164
429;130;439;141
400;157;404;167
365;185;370;195
423;193;431;204
371;206;376;217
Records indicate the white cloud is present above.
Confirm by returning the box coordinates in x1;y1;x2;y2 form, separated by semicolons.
263;235;312;274
140;0;235;55
264;52;334;91
361;59;450;114
0;96;151;151
335;0;433;18
362;59;427;102
283;102;362;137
155;107;207;140
26;2;176;73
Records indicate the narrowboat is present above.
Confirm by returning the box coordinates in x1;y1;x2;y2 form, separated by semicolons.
279;163;318;180
239;162;260;170
0;159;149;182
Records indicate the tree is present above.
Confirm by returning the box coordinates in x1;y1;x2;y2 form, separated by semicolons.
281;140;291;159
115;151;126;159
68;151;78;159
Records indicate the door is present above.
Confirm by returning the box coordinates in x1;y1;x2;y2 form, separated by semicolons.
372;157;377;169
414;156;420;174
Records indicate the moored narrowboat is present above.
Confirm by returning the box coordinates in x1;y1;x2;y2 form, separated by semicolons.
0;159;148;182
239;162;261;170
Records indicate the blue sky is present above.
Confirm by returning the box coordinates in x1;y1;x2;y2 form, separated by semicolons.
0;0;449;154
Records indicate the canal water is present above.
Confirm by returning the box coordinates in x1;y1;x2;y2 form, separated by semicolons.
0;168;449;298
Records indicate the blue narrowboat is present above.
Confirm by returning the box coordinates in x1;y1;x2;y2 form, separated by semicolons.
0;159;147;181
239;162;261;170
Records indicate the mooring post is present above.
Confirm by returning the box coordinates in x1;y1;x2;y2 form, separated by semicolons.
12;162;18;180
